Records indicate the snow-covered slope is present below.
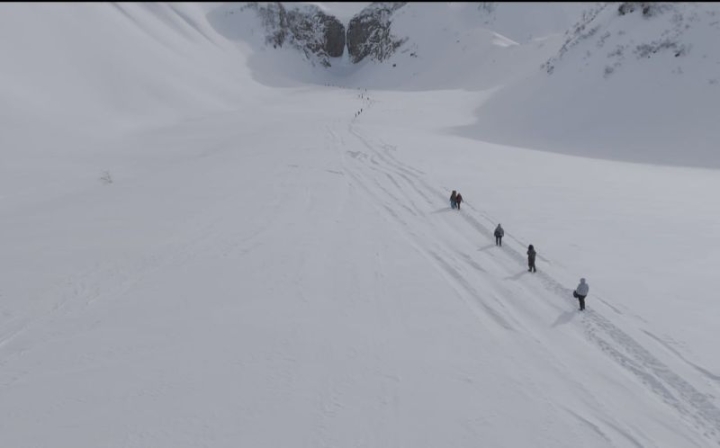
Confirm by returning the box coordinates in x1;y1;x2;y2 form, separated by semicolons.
2;3;720;448
209;2;581;91
207;2;344;85
0;3;253;132
210;2;719;167
474;2;587;43
457;2;720;167
338;2;575;90
0;3;262;208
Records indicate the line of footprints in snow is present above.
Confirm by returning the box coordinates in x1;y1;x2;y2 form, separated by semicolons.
323;82;590;312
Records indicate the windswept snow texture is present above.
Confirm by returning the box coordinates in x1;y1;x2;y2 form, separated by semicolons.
2;3;720;448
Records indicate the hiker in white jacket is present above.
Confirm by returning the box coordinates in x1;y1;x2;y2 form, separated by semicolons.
573;278;589;311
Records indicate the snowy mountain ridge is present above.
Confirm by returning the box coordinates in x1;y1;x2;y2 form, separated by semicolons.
208;2;409;66
448;1;720;168
543;2;718;78
211;2;581;69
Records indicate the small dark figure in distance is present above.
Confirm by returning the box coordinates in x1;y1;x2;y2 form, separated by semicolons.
573;278;589;311
456;193;463;210
527;244;537;272
450;190;457;209
494;224;504;246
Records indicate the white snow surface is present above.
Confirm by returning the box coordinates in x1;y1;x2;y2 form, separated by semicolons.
458;2;720;168
2;3;720;447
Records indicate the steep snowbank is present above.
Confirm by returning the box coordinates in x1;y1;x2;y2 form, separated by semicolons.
0;3;252;134
0;3;260;207
457;2;720;167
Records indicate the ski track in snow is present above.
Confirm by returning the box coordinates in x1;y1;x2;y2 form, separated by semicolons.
338;96;720;446
2;82;719;446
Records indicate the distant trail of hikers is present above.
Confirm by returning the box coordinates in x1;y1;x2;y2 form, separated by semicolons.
448;189;589;311
348;94;589;312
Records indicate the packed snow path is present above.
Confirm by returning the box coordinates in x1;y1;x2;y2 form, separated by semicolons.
343;107;720;446
2;86;720;448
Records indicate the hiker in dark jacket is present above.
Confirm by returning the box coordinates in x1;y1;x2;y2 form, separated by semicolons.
494;224;504;246
527;244;537;272
450;190;457;209
456;193;463;210
573;278;589;311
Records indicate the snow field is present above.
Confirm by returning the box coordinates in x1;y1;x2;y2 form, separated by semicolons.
2;3;720;447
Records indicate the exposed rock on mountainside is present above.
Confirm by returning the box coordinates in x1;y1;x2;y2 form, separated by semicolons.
617;2;672;18
542;3;609;75
206;2;412;68
238;2;345;67
542;2;709;76
347;2;408;63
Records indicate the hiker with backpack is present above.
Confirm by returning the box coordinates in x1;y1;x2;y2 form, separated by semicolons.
573;278;589;311
494;224;504;246
527;244;537;273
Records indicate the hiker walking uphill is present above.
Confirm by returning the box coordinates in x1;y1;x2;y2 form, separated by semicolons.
450;190;457;209
527;244;537;273
573;278;590;311
494;224;504;246
455;192;463;210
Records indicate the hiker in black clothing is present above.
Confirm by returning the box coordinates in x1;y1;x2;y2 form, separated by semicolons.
494;224;504;246
527;244;537;272
455;193;463;210
450;190;457;209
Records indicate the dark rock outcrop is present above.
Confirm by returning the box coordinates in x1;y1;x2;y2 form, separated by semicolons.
618;2;672;18
347;3;408;64
221;2;410;66
241;2;345;67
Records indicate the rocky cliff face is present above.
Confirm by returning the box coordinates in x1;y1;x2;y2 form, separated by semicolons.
216;2;411;67
240;2;345;67
347;3;408;63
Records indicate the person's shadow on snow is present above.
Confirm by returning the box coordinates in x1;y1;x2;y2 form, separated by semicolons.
431;207;454;214
477;244;495;252
504;270;529;280
551;310;577;328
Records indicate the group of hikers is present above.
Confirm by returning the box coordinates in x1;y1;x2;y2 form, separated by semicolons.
449;190;464;210
450;191;589;311
495;226;538;275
